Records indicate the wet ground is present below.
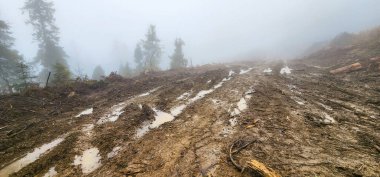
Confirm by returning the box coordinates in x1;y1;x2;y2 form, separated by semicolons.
0;60;379;177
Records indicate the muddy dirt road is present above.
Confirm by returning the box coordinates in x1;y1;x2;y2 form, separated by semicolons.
0;60;379;177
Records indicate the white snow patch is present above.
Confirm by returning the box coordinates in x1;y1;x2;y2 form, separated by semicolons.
237;98;248;111
228;70;235;77
138;104;143;110
43;167;57;177
317;102;333;111
137;87;160;97
230;108;241;117
75;108;93;118
229;118;238;127
239;68;253;74
0;138;64;176
107;146;121;159
176;92;191;100
170;104;187;117
229;88;253;116
189;89;215;102
263;68;272;73
82;124;94;136
280;66;292;74
97;102;126;124
322;112;336;124
135;121;151;138
291;96;305;105
207;80;212;84
73;148;101;174
150;108;175;128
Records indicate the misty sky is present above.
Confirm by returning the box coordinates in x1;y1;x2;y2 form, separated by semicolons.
0;0;380;76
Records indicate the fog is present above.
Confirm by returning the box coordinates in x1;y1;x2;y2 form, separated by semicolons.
1;0;380;75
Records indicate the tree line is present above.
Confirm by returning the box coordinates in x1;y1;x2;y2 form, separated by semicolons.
0;0;189;94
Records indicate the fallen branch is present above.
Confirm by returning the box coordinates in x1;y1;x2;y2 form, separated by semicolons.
229;139;281;177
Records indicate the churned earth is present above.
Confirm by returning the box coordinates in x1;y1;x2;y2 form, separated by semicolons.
0;60;379;177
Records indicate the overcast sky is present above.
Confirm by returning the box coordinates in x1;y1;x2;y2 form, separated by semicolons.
0;0;380;75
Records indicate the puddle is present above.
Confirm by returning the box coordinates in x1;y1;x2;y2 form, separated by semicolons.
0;138;64;177
73;148;102;174
239;68;253;74
280;66;292;74
97;102;126;124
263;68;272;73
107;146;121;159
137;87;160;97
75;108;93;118
176;92;191;100
43;167;57;177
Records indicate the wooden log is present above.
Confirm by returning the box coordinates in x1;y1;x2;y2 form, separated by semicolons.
330;62;362;74
247;160;281;177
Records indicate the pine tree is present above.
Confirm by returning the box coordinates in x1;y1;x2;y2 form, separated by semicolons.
51;62;71;86
92;65;105;80
119;62;133;78
134;44;143;73
170;38;187;69
141;25;161;72
0;20;28;93
23;0;70;82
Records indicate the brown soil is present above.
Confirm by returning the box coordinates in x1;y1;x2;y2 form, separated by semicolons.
1;60;379;177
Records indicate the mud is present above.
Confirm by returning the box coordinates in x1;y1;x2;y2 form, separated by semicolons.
0;61;379;177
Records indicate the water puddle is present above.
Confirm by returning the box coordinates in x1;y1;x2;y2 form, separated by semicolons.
0;138;64;177
43;167;57;177
75;108;93;118
97;102;126;124
107;146;121;159
73;148;101;174
280;66;292;74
